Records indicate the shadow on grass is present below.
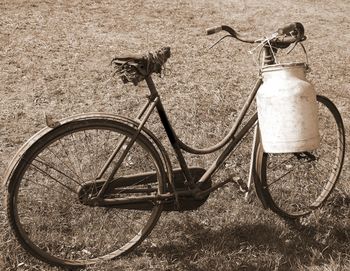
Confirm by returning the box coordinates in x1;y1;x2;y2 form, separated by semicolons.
145;196;350;271
150;221;349;270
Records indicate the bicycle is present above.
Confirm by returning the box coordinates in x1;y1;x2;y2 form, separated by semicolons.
4;22;345;268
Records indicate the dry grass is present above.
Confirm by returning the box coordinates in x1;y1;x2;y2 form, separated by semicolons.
1;0;349;270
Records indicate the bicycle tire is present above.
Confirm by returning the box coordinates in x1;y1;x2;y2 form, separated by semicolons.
5;114;166;267
255;95;345;219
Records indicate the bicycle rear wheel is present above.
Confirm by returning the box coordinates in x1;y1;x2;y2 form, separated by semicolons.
5;115;165;267
256;95;345;219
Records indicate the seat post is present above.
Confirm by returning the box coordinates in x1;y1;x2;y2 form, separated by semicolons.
145;75;160;100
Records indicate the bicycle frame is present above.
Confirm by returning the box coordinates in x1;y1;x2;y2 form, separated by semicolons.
90;79;262;206
92;47;276;206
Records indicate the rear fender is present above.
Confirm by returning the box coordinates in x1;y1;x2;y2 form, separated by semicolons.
3;112;173;192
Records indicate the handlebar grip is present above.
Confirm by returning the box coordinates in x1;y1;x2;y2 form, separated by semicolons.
206;26;223;35
277;22;304;36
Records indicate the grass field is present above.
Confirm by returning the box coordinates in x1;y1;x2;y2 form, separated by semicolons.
0;0;349;270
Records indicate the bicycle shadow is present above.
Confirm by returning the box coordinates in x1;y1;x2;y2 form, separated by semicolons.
147;194;350;271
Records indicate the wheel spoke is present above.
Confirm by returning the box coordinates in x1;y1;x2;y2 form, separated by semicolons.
34;157;82;187
28;159;78;194
70;133;85;179
83;130;99;180
46;146;84;183
267;160;305;187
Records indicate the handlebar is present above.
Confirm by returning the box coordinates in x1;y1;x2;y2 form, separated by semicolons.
206;22;306;48
206;25;257;43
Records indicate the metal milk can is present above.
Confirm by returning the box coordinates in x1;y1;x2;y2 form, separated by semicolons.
256;63;320;153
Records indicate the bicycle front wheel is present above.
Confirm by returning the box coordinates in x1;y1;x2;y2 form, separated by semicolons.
5;115;165;267
256;95;345;219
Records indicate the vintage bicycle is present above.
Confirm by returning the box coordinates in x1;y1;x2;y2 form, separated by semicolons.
4;22;345;267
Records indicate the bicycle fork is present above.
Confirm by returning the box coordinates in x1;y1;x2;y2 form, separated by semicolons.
247;125;269;208
245;125;259;201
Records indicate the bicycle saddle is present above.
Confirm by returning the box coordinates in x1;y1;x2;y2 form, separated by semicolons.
112;47;171;85
112;54;145;62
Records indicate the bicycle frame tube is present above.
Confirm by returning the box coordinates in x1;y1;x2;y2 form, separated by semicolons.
94;95;160;199
146;76;262;191
179;79;262;154
145;76;197;188
95;98;155;181
195;113;258;195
